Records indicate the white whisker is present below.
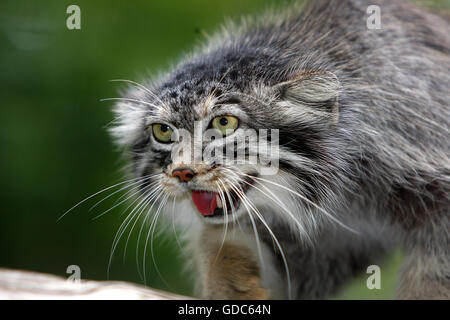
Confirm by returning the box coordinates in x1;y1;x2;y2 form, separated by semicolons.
100;97;163;111
134;187;165;279
225;169;313;244
107;184;163;279
109;79;166;107
213;180;229;264
143;193;172;290
122;183;163;262
239;171;358;234
92;180;159;221
88;176;154;213
171;196;183;251
58;173;156;221
228;182;293;300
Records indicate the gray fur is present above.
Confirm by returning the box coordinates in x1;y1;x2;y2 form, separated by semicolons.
110;0;449;299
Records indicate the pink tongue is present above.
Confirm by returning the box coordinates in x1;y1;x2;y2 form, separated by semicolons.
192;190;218;216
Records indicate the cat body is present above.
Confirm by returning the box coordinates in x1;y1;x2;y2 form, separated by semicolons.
111;0;450;299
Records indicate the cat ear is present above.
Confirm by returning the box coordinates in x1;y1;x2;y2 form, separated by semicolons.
275;70;340;125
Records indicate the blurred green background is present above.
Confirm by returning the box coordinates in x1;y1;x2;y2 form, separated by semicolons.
0;0;447;299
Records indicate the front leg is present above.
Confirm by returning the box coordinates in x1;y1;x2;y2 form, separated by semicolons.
195;226;269;300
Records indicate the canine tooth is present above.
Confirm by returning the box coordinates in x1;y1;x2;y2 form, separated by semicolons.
216;195;223;208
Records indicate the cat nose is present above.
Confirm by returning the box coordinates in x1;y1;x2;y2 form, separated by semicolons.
172;168;196;183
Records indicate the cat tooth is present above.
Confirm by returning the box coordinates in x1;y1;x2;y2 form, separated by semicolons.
216;195;223;208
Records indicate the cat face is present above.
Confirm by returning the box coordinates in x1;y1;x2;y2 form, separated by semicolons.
110;51;341;232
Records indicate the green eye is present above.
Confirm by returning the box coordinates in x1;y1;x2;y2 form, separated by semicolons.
152;123;173;143
211;115;239;136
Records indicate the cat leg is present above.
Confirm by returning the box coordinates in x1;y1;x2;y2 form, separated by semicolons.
193;225;283;300
194;219;391;299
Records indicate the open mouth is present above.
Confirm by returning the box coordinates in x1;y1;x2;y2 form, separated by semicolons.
191;177;254;218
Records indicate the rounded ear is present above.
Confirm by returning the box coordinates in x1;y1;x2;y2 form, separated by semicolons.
275;70;340;125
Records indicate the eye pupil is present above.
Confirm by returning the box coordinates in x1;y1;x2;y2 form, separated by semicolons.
211;115;238;137
219;117;228;126
152;124;173;144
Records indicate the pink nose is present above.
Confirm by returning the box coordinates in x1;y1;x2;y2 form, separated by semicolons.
172;168;195;182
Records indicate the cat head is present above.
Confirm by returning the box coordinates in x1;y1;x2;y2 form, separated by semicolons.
110;47;342;234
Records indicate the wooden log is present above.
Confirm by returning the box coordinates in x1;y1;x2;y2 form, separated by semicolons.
0;268;190;300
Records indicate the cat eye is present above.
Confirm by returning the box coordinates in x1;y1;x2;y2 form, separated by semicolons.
152;123;173;143
211;115;239;136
